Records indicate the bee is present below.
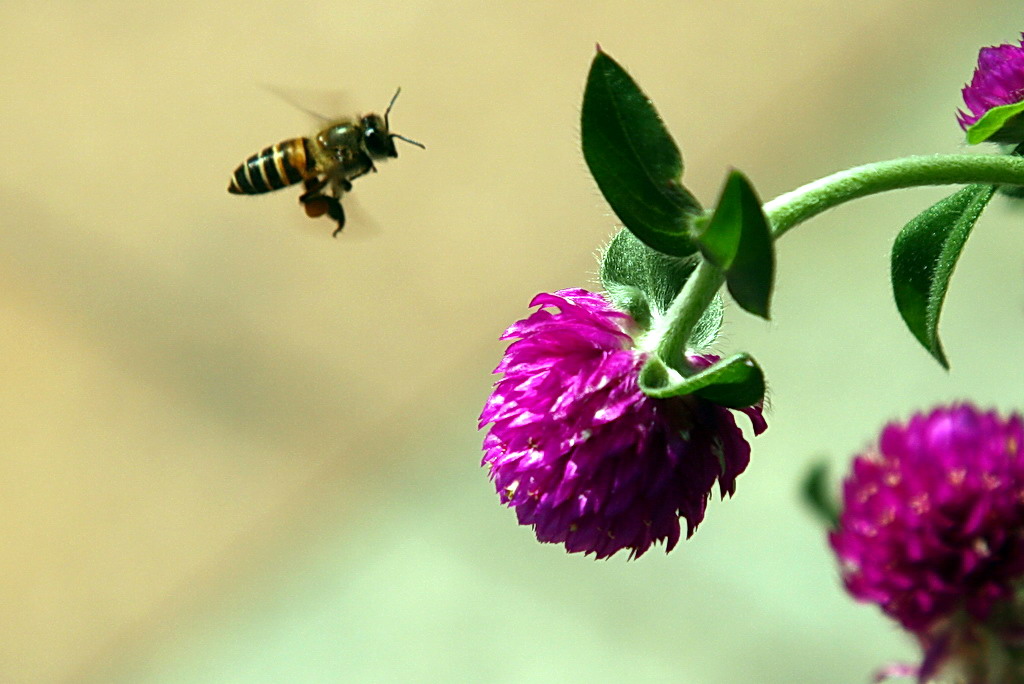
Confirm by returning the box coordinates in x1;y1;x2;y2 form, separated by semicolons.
228;88;424;236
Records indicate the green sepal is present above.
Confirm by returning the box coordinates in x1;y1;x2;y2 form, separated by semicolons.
800;461;840;529
891;184;996;368
695;170;774;318
582;48;702;258
965;101;1024;145
638;352;765;409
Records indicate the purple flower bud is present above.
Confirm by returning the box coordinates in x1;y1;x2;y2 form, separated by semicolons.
479;288;766;559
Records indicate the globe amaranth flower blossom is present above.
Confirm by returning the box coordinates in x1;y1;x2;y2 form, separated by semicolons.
958;34;1024;142
830;404;1024;682
478;288;766;560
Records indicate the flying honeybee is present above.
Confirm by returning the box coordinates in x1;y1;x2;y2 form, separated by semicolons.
228;88;424;236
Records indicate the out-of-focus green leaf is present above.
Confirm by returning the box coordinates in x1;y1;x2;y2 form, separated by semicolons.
800;461;840;529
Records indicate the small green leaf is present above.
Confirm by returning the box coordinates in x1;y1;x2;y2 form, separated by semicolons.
638;353;764;408
600;229;694;320
800;461;839;529
582;49;702;258
891;184;996;368
965;101;1024;144
687;295;724;353
601;229;725;349
695;170;774;318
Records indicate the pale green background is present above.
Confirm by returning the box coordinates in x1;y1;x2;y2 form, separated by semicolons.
1;2;1022;682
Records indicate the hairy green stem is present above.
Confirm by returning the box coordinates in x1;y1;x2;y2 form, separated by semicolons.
654;258;724;373
764;153;1024;238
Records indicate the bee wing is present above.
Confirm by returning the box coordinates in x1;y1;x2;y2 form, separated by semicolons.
259;84;352;125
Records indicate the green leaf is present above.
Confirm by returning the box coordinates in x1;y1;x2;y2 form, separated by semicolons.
638;353;764;408
891;184;996;368
965;101;1024;144
800;461;839;529
696;170;774;318
582;49;702;258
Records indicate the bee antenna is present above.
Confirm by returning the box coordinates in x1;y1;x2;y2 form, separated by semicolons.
391;133;426;150
384;87;402;128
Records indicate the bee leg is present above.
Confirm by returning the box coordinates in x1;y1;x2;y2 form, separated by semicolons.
299;177;328;204
349;165;374;180
299;177;337;230
300;177;349;237
327;198;346;238
320;179;351;237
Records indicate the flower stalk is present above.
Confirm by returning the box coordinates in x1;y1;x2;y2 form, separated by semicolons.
762;153;1024;239
650;258;725;373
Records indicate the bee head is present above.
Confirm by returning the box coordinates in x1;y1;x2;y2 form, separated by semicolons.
361;113;398;159
363;88;426;160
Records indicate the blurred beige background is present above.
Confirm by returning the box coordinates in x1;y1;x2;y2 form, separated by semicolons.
2;2;1022;682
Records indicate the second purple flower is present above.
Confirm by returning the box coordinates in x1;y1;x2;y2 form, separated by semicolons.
831;404;1024;682
958;33;1024;142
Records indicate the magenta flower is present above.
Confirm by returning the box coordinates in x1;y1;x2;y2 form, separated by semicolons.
958;34;1024;141
830;405;1024;682
479;288;766;559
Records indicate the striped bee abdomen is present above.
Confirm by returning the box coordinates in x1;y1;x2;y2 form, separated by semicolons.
228;138;317;195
